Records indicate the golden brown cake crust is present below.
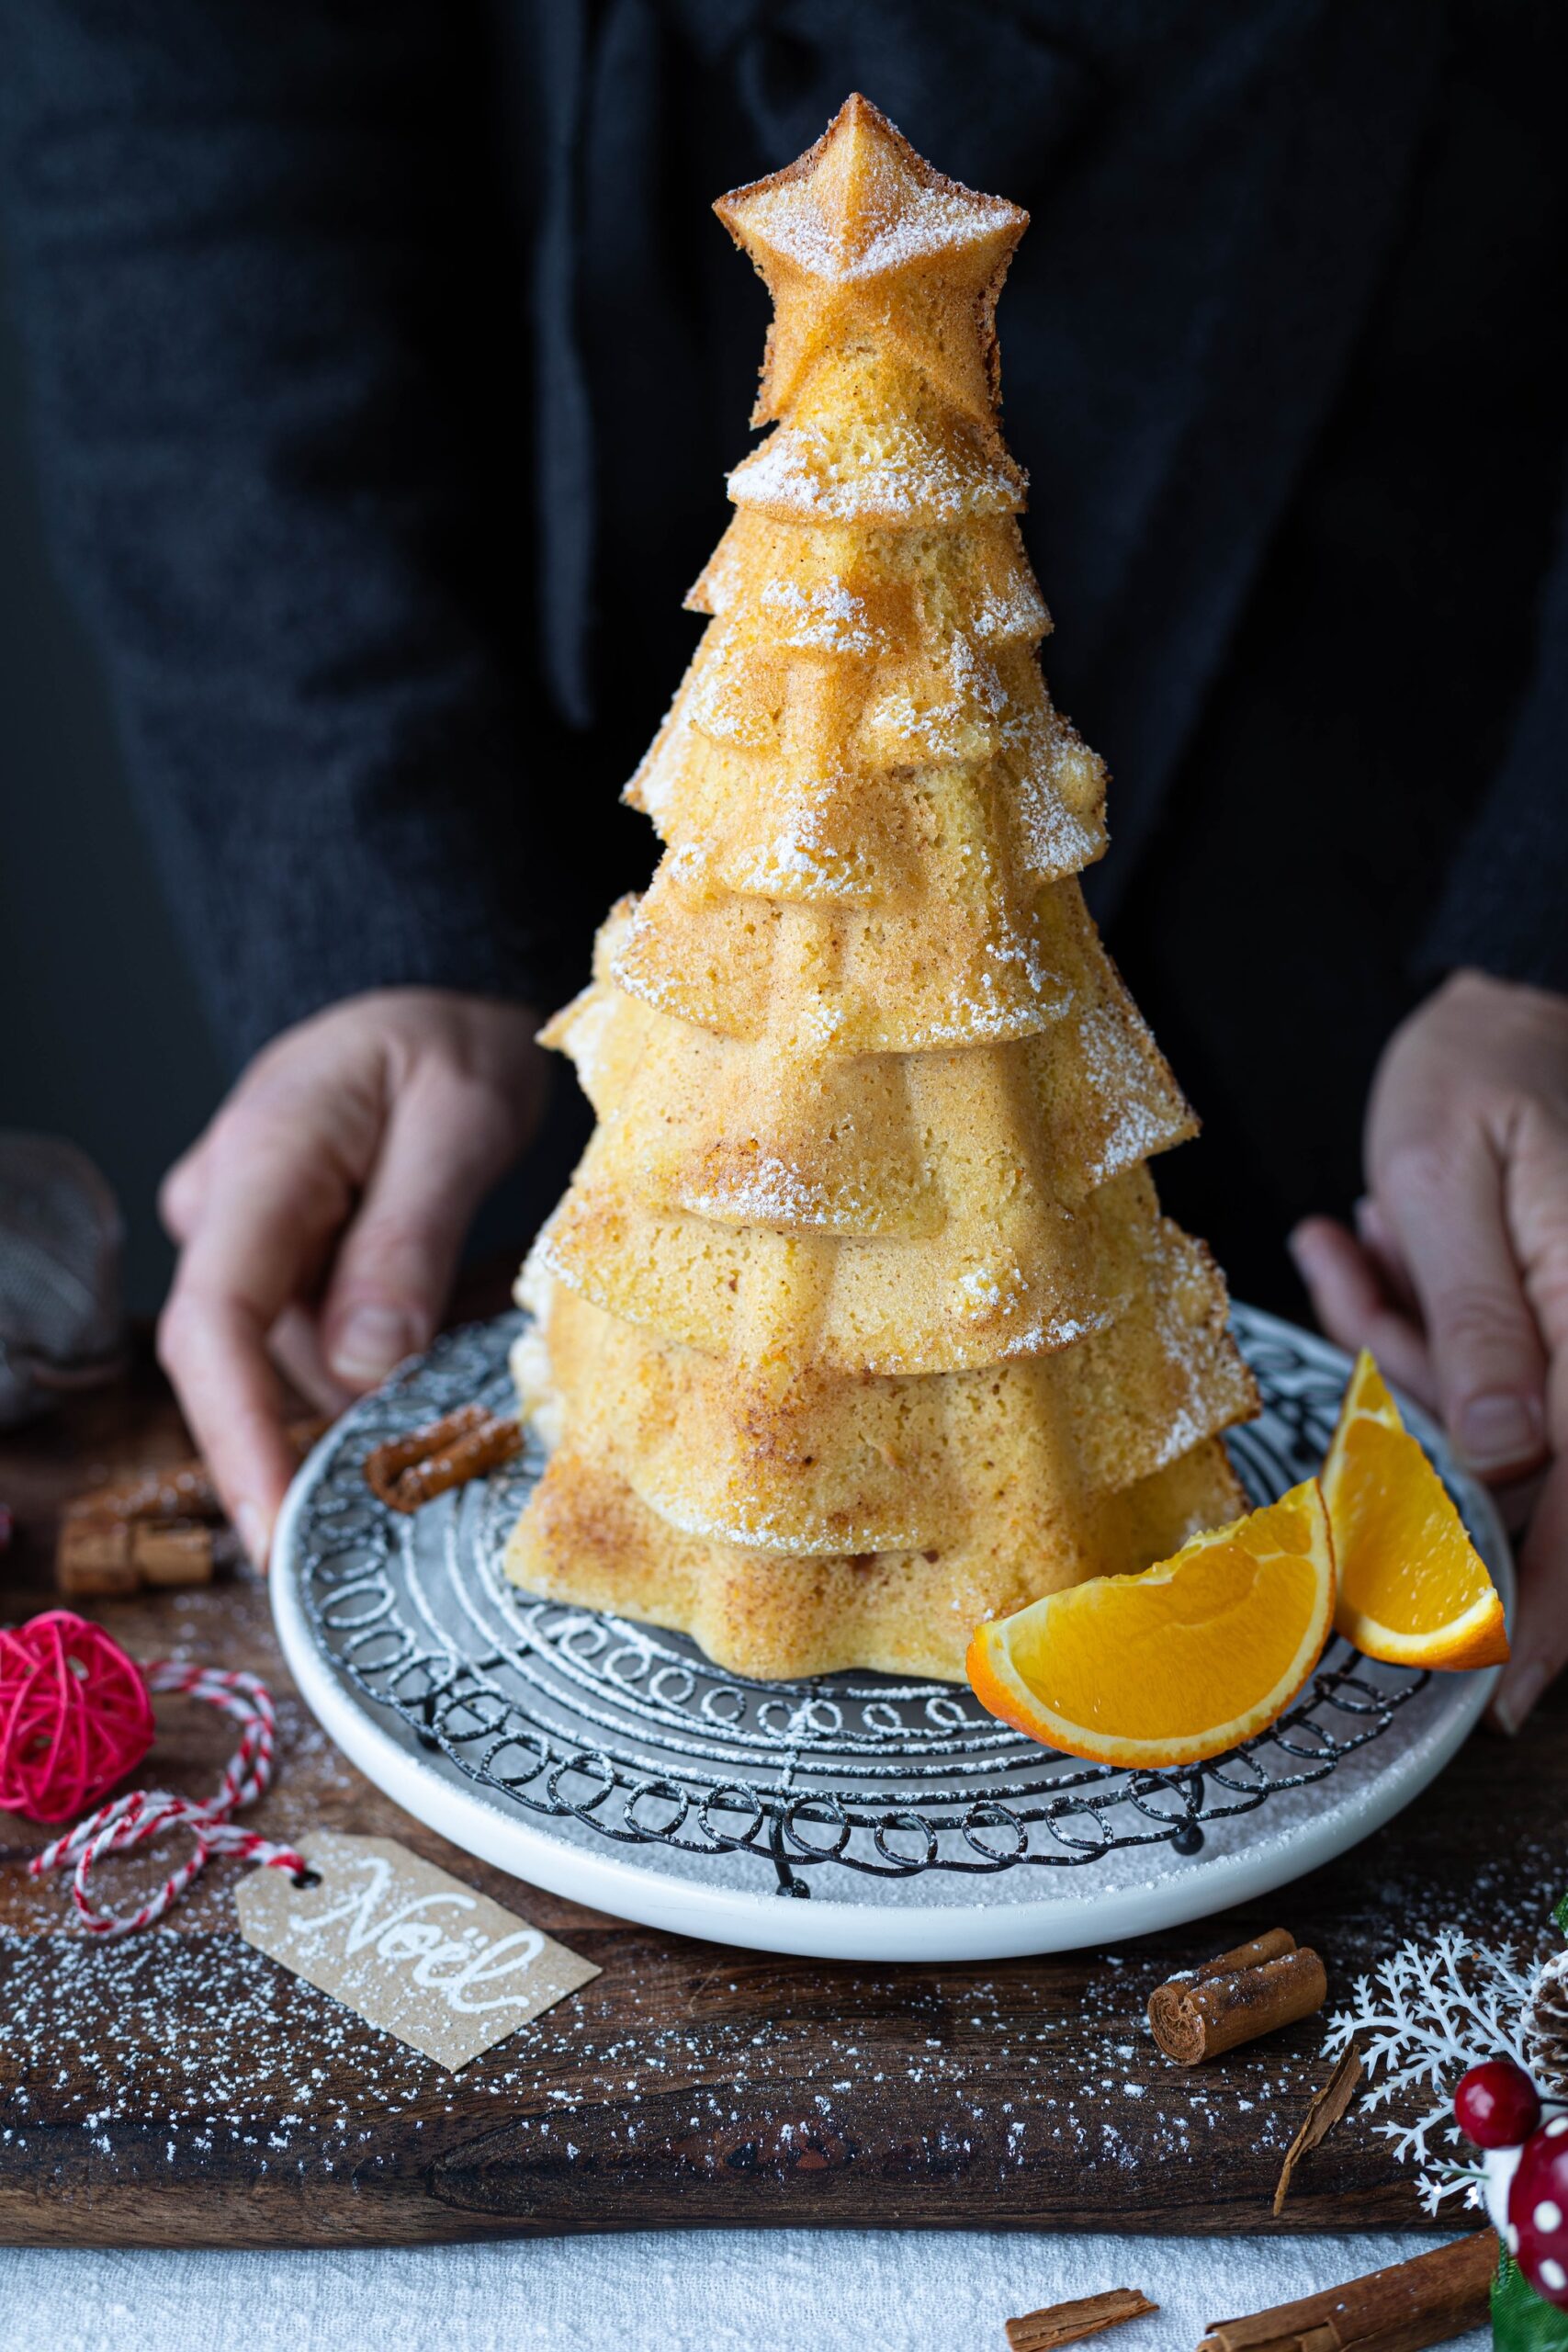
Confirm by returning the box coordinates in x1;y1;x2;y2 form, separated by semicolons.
502;96;1258;1679
506;1441;1246;1685
517;1235;1257;1563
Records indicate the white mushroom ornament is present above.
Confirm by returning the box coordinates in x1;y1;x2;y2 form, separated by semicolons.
1455;2056;1568;2307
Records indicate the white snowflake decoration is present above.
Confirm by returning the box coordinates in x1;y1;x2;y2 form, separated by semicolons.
1324;1927;1539;2213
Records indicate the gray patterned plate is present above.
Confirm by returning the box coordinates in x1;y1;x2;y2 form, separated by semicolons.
271;1304;1511;1960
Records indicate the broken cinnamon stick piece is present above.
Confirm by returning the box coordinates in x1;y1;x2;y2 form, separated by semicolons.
1004;2288;1156;2351
1272;2042;1361;2217
1148;1934;1326;2064
130;1521;215;1589
363;1404;522;1513
55;1516;139;1598
1197;2229;1495;2351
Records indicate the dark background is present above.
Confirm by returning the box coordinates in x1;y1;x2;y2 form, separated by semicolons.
3;261;228;1314
2;256;586;1319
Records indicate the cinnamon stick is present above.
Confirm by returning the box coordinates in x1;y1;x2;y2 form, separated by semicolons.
61;1417;329;1529
62;1458;223;1528
1004;2288;1156;2351
1196;1930;1299;1979
1148;1930;1326;2064
1273;2043;1362;2216
54;1416;328;1594
363;1404;522;1513
130;1522;215;1589
55;1516;139;1598
1198;2230;1495;2352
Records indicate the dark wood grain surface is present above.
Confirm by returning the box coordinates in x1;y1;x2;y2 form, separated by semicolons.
1;1345;1562;2248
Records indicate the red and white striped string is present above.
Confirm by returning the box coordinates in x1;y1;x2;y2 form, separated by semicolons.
28;1661;304;1936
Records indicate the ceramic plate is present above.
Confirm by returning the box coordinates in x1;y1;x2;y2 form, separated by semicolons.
271;1306;1511;1962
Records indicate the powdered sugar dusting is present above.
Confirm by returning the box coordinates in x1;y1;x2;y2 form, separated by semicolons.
758;575;882;656
736;176;1019;283
730;424;1022;525
722;99;1023;288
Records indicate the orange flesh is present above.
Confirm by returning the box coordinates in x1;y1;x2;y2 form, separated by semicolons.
1324;1351;1508;1668
965;1478;1335;1763
1332;1418;1491;1634
1001;1521;1321;1742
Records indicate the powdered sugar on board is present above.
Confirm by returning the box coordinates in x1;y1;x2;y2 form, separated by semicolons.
0;1925;1328;2188
1;1830;1558;2225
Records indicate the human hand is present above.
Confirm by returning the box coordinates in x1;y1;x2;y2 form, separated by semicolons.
1289;969;1568;1733
158;989;547;1566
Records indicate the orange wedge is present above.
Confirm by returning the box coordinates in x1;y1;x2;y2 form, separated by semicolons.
965;1480;1336;1768
1322;1350;1508;1670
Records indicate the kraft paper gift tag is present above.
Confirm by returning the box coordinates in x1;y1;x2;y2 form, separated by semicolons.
236;1830;599;2070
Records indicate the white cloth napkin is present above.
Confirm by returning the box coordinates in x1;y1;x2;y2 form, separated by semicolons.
10;2229;1491;2352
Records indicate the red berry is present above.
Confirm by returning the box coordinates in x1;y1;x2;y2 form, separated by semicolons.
1509;2121;1568;2308
1455;2058;1542;2149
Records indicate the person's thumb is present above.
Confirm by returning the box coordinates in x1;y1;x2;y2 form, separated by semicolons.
321;1069;522;1388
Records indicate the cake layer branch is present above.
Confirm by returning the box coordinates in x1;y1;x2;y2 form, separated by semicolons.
547;899;1194;1237
520;1238;1257;1558
505;1438;1246;1684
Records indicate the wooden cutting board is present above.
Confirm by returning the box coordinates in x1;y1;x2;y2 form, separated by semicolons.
0;1343;1559;2248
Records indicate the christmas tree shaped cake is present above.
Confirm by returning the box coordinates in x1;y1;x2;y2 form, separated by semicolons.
503;96;1258;1681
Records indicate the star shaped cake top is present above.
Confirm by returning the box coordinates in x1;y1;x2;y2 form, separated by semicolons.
716;94;1029;429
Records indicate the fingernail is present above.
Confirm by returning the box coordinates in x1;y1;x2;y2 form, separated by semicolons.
1286;1225;1314;1272
330;1306;419;1385
1455;1391;1545;1476
1493;1657;1548;1738
234;1501;271;1571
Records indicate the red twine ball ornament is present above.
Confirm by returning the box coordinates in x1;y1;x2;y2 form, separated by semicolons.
0;1611;303;1935
1455;2056;1543;2150
0;1611;155;1824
